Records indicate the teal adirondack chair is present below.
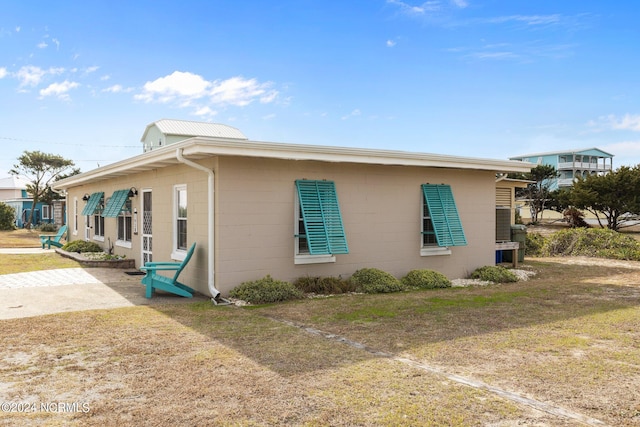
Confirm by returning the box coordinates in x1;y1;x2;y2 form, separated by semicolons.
39;225;68;249
140;242;196;298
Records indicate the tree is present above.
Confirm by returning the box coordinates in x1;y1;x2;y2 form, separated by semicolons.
10;151;75;229
0;201;16;230
513;165;559;224
569;166;640;231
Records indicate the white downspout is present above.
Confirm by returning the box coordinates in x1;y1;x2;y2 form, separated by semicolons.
176;148;228;305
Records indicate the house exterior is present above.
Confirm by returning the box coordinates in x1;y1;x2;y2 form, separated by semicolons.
509;148;614;190
0;176;58;227
53;120;532;298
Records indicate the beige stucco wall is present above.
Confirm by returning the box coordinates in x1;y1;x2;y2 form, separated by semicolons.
214;156;496;295
65;155;497;297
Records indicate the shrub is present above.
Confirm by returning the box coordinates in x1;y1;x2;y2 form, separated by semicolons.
350;268;405;294
229;275;304;304
293;275;356;294
543;228;640;261
0;202;16;230
62;240;103;253
401;269;451;289
37;223;58;232
525;232;547;257
470;266;518;283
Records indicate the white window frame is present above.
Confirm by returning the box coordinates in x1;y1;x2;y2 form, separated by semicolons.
116;199;132;248
42;205;51;220
172;184;188;261
294;189;336;265
73;197;78;235
420;192;451;257
92;195;105;242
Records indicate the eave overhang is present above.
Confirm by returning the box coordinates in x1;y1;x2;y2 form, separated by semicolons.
53;137;534;190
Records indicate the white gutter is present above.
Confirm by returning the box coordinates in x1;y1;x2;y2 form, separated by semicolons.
176;148;228;305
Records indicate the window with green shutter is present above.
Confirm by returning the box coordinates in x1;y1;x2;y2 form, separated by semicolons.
81;192;104;216
421;184;467;248
102;189;131;218
295;180;348;255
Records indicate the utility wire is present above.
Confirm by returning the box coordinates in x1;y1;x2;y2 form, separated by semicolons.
0;136;139;148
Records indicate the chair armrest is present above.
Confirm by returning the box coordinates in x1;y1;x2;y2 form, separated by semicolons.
140;265;181;272
39;234;57;239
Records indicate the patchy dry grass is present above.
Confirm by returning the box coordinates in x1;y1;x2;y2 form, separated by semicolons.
0;229;42;248
0;254;81;274
1;257;640;425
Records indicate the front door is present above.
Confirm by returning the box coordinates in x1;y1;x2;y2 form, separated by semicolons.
141;190;153;264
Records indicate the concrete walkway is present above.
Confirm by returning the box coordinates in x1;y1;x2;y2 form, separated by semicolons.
0;265;207;320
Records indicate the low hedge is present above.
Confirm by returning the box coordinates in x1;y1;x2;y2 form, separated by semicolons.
62;240;103;253
401;269;451;289
230;275;304;304
470;266;518;283
350;268;405;294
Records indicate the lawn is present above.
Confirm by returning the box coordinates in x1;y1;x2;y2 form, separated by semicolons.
0;228;46;248
1;250;639;425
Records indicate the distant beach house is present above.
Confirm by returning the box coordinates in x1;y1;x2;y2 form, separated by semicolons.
509;148;614;190
53;119;532;298
0;175;61;227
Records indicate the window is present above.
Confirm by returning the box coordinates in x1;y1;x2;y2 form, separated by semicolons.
93;196;105;240
421;184;467;256
42;205;51;220
294;180;348;264
102;190;133;248
174;185;187;257
73;198;78;235
117;199;132;245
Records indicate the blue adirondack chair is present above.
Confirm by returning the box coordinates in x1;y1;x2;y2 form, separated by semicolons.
39;225;68;249
140;242;196;298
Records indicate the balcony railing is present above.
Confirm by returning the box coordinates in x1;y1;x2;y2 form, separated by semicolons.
557;162;612;171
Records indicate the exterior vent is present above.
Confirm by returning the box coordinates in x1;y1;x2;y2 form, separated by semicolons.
496;207;511;242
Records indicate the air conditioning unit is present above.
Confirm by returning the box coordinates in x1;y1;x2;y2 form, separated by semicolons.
496;207;511;242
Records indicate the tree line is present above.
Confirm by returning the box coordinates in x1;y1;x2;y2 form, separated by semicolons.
510;164;640;232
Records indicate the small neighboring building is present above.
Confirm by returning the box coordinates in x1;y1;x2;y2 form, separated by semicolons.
53;119;532;297
509;148;614;190
0;176;58;227
141;118;247;152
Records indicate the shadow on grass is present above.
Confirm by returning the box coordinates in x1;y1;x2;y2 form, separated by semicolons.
150;258;640;378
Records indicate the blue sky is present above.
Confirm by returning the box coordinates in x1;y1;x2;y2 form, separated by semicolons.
2;1;640;177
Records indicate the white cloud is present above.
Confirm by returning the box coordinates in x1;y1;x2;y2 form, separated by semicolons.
39;80;80;100
209;76;277;106
386;39;397;47
194;106;217;117
84;66;100;74
135;71;211;103
37;42;48;49
590;114;640;132
486;14;562;26
600;141;640;167
341;109;362;120
15;26;20;32
15;66;47;87
102;84;133;93
52;38;60;50
0;68;7;79
387;0;442;16
136;71;278;112
14;66;65;87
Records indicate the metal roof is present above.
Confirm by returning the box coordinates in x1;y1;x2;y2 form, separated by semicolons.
141;119;247;141
53;136;534;190
0;176;29;190
509;147;614;159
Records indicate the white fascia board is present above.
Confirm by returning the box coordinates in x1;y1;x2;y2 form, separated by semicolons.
54;137;533;190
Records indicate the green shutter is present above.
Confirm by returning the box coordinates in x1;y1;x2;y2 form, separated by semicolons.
81;192;104;215
102;189;130;218
422;184;467;247
296;180;349;255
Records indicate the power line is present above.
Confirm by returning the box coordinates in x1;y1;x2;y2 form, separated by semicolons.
0;136;139;148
